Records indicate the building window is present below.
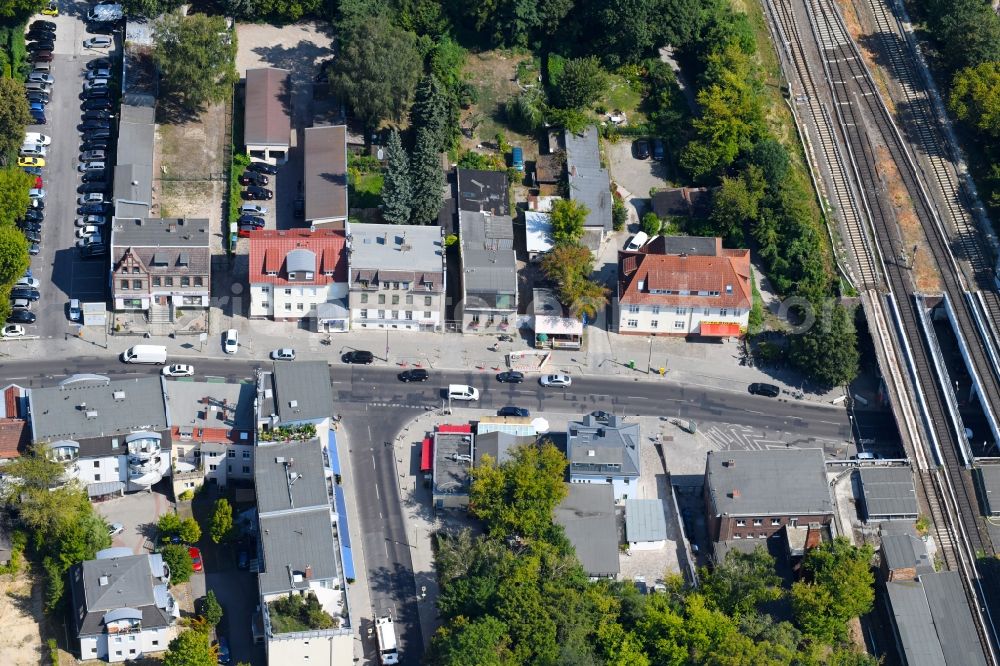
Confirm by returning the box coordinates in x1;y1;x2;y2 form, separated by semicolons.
209;464;217;471
753;519;763;526
94;461;100;468
243;450;250;458
675;307;686;315
153;276;161;287
424;296;432;306
297;303;304;310
284;303;291;311
361;293;368;303
651;306;660;315
405;295;413;305
228;450;235;458
704;308;711;316
194;276;203;286
360;309;367;319
152;641;158;647
391;310;399;320
261;285;270;292
736;520;746;526
650;320;658;329
243;465;250;474
377;310;385;319
721;308;728;317
378;294;386;304
165;277;174;286
392;295;400;305
133;280;142;289
181;276;190;287
405;311;413;320
94;474;101;481
261;302;269;309
120;279;129;290
627;319;638;328
674;321;684;329
403;282;410;290
393;282;400;289
284;288;292;295
733;533;741;539
424;311;431;319
771;518;780;526
628;305;639;313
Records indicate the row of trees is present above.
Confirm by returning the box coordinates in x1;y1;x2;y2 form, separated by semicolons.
428;441;877;664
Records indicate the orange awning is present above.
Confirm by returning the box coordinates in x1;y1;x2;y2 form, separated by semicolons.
700;322;742;337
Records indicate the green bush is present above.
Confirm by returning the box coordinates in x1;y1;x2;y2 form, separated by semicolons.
161;544;194;584
612;195;627;231
228;152;250;227
641;212;661;236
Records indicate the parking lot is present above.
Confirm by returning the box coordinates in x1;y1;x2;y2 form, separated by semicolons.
94;489;173;555
605;138;671;209
22;10;115;338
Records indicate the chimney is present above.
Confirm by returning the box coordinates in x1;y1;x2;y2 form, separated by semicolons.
730;488;740;499
727;458;736;467
304;565;312;579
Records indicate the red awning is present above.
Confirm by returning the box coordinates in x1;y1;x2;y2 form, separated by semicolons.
437;424;472;434
700;322;742;337
420;437;433;473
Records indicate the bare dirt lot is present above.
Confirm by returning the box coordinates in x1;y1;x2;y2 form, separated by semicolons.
0;568;47;665
460;51;536;156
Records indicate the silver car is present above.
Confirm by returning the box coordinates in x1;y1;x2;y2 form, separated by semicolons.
539;374;572;388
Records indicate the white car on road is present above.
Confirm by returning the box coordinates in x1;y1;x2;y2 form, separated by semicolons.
223;328;238;354
1;324;25;338
29;188;45;199
539;374;572;388
162;364;195;377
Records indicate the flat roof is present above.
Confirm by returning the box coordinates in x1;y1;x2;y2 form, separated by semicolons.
532;288;582;336
980;465;1000;514
456;169;509;215
244;68;290;148
112;217;210;247
29;375;167;442
859;466;919;519
254;439;330;515
433;429;473;497
271;361;334;424
258;508;339;595
554;483;619;577
460;212;517;297
625;498;667;542
705;449;833;518
304;125;347;222
525;211;553;254
349;223;444;272
165;380;254;440
881;532;933;573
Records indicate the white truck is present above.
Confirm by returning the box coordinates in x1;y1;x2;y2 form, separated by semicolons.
120;344;167;365
375;614;399;665
88;3;123;21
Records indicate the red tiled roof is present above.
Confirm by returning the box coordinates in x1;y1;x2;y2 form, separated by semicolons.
0;418;28;459
4;386;19;419
171;426;234;444
618;242;752;309
248;229;348;285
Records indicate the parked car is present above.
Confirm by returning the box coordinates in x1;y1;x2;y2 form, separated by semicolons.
28;242;40;256
240;203;268;215
77;192;103;205
78;182;108;194
108;523;124;537
30;20;56;31
270;348;295;361
748;382;780;398
82;110;112;121
80;243;106;258
21;230;40;243
238;172;268;186
78;161;105;172
78;203;108;215
540;373;572;388
1;324;25;338
496;370;524;383
188;546;203;572
27;72;53;85
79;120;110;132
81;88;111;100
237;214;264;227
162;364;195;377
17;157;43;167
86;68;111;80
215;636;231;665
83;36;112;49
237;224;260;237
27;40;54;52
9;288;39;302
68;299;81;322
15;277;39;289
26;91;50;103
242;186;273;200
84;79;109;91
76;225;100;238
28;188;44;199
398;368;429;382
23;210;43;222
341;350;374;364
87;57;112;70
76;215;106;226
83;129;112;141
590;410;613;424
80;150;106;162
634;138;650;159
21;167;42;178
80;139;109;151
81;171;107;184
7;309;35;324
30;51;53;62
223;328;238;354
247;161;278;175
19;222;41;234
40;1;58;16
82;98;113;110
497;406;530;417
652;138;665;161
24;132;50;146
29;112;45;125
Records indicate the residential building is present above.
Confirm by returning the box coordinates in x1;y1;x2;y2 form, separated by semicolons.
457;168;509;216
114;102;155;222
304;125;348;228
458;211;516;334
525;210;553;260
0;383;28;461
28;375;171;496
859;466;919;522
566;414;640;502
651;187;712;219
166;380;256;497
880;531;933;583
254;439;353;665
70;548;178;663
245;68;291;165
564;127;612;244
248;229;349;330
473;430;534;466
625;498;668;550
531;287;582;349
554;483;619;578
431;424;474;510
110;218;211;317
347;223;446;332
617;236;751;337
703;449;834;545
256;361;336;434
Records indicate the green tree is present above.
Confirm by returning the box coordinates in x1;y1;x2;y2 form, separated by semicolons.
0;225;30;322
464;0;573;48
411;74;451;153
157;512;182;540
640;212;661;236
747;138;790;184
0;0;44;19
120;0;183;18
549;198;588;245
161;543;194;584
0;445;62;491
200;590;223;627
179;517;201;544
409;128;444;224
541;243;593;291
951;62;1000;139
329;16;421;130
554;57;609;110
710;165;766;244
209;498;234;544
792;537;874;643
0;168;36;228
430;615;515;666
164;628;215;666
154;13;238;113
381;129;412;224
699;546;784;617
931;0;1000;71
585;0;706;66
789;302;860;387
0;79;32;162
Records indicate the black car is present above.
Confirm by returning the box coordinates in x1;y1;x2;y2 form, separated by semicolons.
30;112;46;125
26;30;55;42
342;350;374;364
80;243;106;259
83;129;111;141
242;186;273;201
27;41;54;52
19;222;41;234
237;214;264;227
79;119;111;131
28;242;39;256
30;20;56;31
81;98;113;110
77;182;108;194
80;140;109;152
83;110;112;121
7;309;36;324
22;230;40;243
247;161;278;175
634;138;650;159
23;210;43;222
496;370;524;383
238;172;268;186
748;382;780;398
497;406;530;417
82;170;107;183
21;166;42;177
28;199;44;210
78;203;109;215
87;57;112;70
26;91;50;103
81;88;111;100
398;368;429;382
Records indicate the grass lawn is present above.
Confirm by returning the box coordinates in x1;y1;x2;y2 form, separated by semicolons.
601;73;645;124
348;171;384;209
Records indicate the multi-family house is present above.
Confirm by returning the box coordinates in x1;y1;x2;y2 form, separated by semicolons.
566;414;640;502
255;361;336;436
618;236;751;337
70;548;178;662
347;223;446;332
110;218;211;319
27;375;171;496
248;229;349;331
457;210;517;335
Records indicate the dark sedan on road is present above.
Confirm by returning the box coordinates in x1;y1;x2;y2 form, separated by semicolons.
247;161;278;175
398;368;429;382
30;20;56;31
78;182;109;194
82;110;112;121
81;88;111;100
748;382;780;397
7;309;35;324
23;210;43;222
496;370;524;383
87;57;111;70
342;350;374;364
242;186;273;201
82;170;107;184
634;138;650;159
498;406;530;417
78;203;109;215
31;51;53;62
80;140;109;152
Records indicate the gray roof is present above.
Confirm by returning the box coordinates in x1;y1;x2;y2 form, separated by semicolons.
271;361;334;424
456;169;509;215
258;508;339;596
980;464;1000;514
349;223;444;273
165;380;255;439
114;164;153;218
244;68;290;148
304;125;348;222
112;218;210;248
704;449;833;518
881;533;933;573
433;429;473;497
286;248;316;274
29;375;168;442
564;127;612;231
655;235;720;256
554;483;620;577
115;104;155;217
460;212;517;297
254;439;330;515
566;414;640;478
71;552;171;637
474;431;532;466
859;466;919;519
887;572;988;666
625;499;667;542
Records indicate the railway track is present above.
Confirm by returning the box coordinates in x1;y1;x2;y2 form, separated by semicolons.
764;0;880;289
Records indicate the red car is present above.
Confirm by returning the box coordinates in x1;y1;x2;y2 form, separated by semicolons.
33;176;42;189
188;546;203;572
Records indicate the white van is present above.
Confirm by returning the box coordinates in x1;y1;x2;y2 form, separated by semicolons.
20;144;46;157
121;344;167;365
448;384;479;401
625;231;649;252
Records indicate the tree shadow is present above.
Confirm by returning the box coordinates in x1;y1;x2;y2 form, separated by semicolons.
155;94;203;126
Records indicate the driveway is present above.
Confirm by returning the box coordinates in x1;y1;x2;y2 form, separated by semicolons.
94;488;173;555
605;139;670;219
